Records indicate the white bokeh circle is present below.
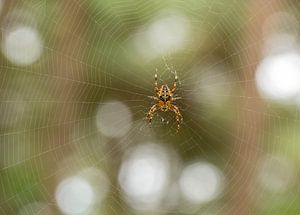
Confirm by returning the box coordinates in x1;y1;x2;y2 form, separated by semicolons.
118;143;170;209
179;161;223;204
2;26;43;66
256;51;300;102
96;101;133;138
55;176;95;214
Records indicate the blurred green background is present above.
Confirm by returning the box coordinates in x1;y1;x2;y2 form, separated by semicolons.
1;0;300;214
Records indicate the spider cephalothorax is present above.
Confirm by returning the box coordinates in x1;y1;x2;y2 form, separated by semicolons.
146;73;183;131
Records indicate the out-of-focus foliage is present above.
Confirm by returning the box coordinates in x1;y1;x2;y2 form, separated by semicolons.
1;0;300;215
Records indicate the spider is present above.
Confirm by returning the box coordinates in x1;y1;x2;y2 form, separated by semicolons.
146;73;183;131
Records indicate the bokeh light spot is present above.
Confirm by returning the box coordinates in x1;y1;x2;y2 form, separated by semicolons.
256;51;300;102
179;161;223;204
96;101;133;138
118;143;170;209
257;155;296;193
55;176;95;214
2;26;43;66
147;13;189;54
134;12;190;59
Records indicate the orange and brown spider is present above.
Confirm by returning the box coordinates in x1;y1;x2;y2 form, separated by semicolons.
146;72;183;131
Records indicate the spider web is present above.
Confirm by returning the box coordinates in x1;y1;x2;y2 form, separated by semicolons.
1;0;300;215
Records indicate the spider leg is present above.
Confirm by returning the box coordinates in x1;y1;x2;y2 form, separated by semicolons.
146;104;158;126
170;104;183;131
172;97;182;101
148;96;159;100
171;74;178;93
154;70;159;93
